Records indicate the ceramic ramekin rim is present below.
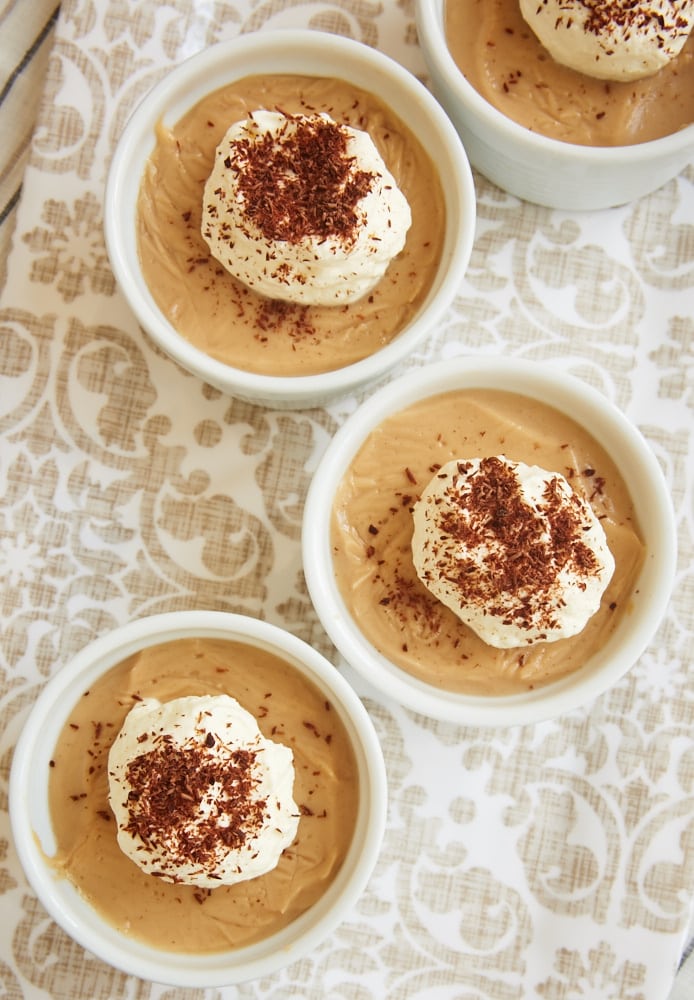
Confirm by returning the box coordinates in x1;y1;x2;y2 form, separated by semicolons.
103;28;477;405
302;356;678;727
9;610;388;987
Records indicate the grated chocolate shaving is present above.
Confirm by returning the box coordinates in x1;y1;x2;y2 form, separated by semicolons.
216;113;377;246
540;0;692;52
424;456;601;634
122;734;267;880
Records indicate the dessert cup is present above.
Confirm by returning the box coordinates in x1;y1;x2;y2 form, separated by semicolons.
104;29;476;408
302;357;677;726
9;611;387;986
415;0;694;210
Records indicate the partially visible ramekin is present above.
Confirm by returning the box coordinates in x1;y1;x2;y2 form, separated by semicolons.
9;612;387;987
104;29;476;408
415;0;694;211
302;357;677;726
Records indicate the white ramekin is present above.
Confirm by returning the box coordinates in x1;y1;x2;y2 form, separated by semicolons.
9;611;387;986
302;357;677;726
415;0;694;210
104;29;476;407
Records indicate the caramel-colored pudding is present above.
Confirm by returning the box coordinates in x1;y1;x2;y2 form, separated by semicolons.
48;638;359;952
331;389;645;695
445;0;694;145
137;74;445;376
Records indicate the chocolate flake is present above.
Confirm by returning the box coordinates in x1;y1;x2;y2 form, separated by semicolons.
221;114;377;246
122;738;267;878
424;456;602;635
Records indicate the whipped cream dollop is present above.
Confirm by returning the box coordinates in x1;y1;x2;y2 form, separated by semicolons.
519;0;693;81
411;456;615;648
108;694;299;887
201;110;412;306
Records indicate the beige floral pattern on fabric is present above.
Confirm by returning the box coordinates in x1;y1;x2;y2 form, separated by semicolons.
23;193;115;302
0;1;692;998
537;943;648;1000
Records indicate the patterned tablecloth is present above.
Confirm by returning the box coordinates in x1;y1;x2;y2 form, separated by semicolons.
1;2;693;998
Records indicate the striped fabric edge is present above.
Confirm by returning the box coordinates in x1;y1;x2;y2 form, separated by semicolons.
0;2;61;287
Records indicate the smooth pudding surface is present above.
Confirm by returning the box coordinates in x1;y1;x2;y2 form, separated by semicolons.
331;389;645;695
48;637;359;953
137;74;445;376
445;0;694;145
